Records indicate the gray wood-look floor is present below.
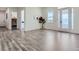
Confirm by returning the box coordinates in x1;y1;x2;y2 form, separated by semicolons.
0;29;79;51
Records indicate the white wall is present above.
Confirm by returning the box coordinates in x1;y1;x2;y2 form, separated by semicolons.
41;7;79;34
42;7;74;33
17;7;24;30
17;8;21;30
5;7;79;34
6;7;18;30
24;7;42;31
0;11;6;26
41;7;58;30
6;7;24;30
0;8;6;26
71;7;79;33
6;8;12;30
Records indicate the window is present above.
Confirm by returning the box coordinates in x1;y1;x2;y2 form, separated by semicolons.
61;9;69;28
48;10;53;22
58;8;73;29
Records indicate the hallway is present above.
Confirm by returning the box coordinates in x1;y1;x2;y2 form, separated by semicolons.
0;30;79;51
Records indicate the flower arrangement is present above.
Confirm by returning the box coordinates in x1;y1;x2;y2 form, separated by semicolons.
37;16;46;29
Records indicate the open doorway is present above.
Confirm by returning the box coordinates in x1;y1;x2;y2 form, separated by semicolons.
11;11;17;30
11;18;17;30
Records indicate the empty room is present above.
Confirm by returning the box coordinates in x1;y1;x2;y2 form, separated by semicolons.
0;7;79;51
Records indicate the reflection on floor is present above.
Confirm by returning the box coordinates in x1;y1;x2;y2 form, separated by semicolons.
0;29;79;51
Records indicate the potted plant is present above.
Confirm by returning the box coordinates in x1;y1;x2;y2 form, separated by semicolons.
37;16;46;29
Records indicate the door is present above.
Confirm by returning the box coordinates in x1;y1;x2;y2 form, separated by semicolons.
21;9;24;31
0;11;5;26
59;8;72;31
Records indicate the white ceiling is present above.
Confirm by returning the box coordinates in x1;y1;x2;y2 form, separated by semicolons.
57;7;67;9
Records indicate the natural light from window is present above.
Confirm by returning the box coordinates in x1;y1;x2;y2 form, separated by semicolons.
48;10;53;22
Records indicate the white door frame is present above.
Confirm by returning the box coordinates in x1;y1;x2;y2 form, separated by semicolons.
20;8;25;31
